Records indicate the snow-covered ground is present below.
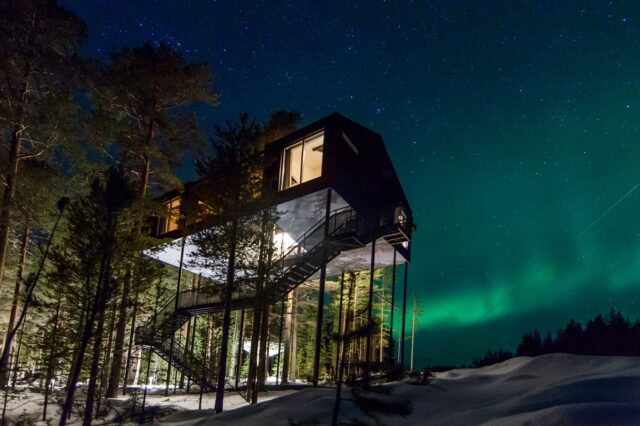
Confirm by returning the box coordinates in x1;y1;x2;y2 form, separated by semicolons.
4;354;639;425
154;353;640;425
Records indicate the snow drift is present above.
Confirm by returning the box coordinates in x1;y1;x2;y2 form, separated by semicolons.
156;353;640;425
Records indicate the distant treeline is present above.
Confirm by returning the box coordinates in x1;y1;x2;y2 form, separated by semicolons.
471;309;640;368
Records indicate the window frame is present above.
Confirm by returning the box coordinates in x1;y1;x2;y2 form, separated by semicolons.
279;130;324;190
159;197;181;234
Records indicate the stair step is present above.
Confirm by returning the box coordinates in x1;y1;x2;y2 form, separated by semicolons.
141;208;376;392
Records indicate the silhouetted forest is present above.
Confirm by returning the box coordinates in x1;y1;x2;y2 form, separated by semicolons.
472;309;640;367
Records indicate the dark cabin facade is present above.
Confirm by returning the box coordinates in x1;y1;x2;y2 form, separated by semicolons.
139;113;415;388
262;113;413;259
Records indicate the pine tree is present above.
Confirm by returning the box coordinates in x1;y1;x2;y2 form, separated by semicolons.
89;42;218;399
53;167;138;425
516;329;543;356
0;158;72;384
190;113;265;413
0;0;86;294
542;331;555;353
555;319;583;354
0;196;68;389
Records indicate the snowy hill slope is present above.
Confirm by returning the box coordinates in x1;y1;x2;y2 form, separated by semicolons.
157;353;640;425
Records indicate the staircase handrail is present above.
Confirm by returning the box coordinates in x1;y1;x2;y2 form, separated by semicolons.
138;206;378;343
136;205;385;389
276;206;368;263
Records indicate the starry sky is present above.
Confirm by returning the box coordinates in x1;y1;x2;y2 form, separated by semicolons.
64;0;640;366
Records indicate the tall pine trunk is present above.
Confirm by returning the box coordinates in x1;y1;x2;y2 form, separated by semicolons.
60;212;115;426
107;144;152;395
106;271;130;397
59;302;98;425
0;77;29;293
257;218;273;390
0;200;65;388
257;305;270;389
179;316;190;389
332;275;354;426
121;287;139;395
214;219;237;413
42;295;62;422
246;307;261;403
96;305;117;417
83;308;106;426
281;291;293;384
1;221;29;388
7;221;28;339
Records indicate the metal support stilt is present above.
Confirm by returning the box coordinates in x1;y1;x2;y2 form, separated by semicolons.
165;236;186;396
312;188;332;386
400;262;409;372
334;271;345;381
275;298;285;386
389;249;397;364
365;238;376;375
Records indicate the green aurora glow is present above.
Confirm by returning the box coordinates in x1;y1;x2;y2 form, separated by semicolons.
64;0;640;366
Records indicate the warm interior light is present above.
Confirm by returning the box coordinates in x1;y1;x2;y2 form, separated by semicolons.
159;197;181;234
281;132;324;189
273;230;297;256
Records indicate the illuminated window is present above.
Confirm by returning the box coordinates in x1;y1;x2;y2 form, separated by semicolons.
281;132;324;190
159;198;181;234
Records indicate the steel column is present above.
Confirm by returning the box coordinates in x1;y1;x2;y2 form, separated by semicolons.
400;262;409;371
164;235;186;396
389;249;397;364
365;238;376;371
312;188;332;386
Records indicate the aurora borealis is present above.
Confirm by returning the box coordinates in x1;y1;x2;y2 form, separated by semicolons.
64;1;640;366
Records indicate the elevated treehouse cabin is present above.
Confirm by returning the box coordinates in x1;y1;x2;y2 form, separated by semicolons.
136;113;415;389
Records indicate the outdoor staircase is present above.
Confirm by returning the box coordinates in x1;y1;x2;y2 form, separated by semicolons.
135;206;410;390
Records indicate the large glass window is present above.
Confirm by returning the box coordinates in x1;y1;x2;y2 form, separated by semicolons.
281;132;324;190
159;197;181;234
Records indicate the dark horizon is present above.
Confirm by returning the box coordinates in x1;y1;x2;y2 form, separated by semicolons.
63;0;640;366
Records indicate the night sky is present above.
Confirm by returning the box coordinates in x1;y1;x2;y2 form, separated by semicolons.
64;1;640;366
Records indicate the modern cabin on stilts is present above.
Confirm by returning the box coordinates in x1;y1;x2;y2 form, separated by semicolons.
135;113;416;393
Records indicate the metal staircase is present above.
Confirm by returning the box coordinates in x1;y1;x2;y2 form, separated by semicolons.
135;206;409;390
